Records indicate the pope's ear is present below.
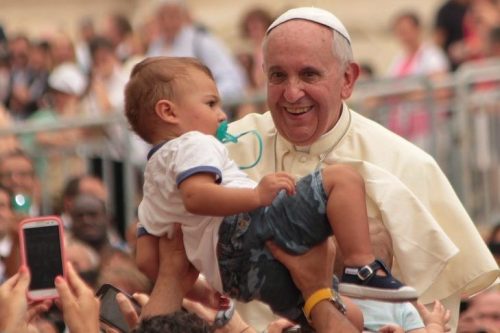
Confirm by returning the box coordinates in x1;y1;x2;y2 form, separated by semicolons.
340;62;360;100
155;99;178;124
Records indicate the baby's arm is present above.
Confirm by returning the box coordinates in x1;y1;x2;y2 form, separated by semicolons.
179;172;296;216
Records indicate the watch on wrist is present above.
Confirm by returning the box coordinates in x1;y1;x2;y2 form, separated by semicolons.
329;289;347;315
303;288;347;322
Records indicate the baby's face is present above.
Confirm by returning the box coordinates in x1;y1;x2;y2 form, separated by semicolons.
173;69;227;136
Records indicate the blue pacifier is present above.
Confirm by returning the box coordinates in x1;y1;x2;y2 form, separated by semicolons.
215;120;263;170
216;120;238;143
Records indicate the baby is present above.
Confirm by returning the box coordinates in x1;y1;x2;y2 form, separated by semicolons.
125;56;417;325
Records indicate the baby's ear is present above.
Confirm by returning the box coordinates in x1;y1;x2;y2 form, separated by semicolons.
155;99;177;124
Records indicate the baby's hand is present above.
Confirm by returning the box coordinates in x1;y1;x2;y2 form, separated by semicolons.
256;172;296;206
416;301;451;332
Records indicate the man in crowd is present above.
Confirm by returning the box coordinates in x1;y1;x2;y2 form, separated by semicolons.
458;290;500;333
0;149;40;216
147;0;246;107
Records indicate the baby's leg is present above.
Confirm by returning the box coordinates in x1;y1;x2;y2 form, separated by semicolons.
136;233;160;281
321;164;417;301
321;164;375;267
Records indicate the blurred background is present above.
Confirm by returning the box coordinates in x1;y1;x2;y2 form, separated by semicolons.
0;0;448;74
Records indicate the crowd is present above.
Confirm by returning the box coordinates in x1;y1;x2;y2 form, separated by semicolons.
0;0;499;333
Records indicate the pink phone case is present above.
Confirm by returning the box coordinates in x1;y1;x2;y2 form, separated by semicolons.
19;215;66;300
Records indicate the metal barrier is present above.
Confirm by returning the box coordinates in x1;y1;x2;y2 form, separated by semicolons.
0;60;499;232
0;114;140;235
350;59;500;226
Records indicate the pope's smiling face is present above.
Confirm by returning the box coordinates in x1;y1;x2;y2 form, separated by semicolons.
264;20;357;146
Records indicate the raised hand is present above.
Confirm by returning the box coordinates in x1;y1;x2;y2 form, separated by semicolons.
255;172;296;206
55;262;100;333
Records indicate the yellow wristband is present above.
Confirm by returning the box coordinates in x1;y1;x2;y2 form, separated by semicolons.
303;288;333;321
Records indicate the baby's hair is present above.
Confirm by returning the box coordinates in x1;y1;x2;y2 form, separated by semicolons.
124;56;214;143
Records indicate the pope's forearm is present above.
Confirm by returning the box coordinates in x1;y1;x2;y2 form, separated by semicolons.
310;301;359;333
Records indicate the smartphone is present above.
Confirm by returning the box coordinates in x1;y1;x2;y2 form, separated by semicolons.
96;283;142;333
19;216;66;300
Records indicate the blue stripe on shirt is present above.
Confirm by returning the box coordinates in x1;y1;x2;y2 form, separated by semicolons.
176;166;222;186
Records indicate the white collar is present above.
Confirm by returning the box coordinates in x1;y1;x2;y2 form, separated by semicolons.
275;103;351;169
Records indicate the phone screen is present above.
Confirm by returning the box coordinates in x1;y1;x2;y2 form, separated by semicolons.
97;284;140;333
23;225;63;290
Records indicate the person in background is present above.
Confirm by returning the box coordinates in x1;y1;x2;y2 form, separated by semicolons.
486;25;500;58
147;0;247;110
86;36;128;116
0;104;21;155
59;174;108;230
21;62;87;152
20;62;88;200
0;185;16;282
486;223;500;266
434;0;471;71
234;7;274;119
0;149;40;216
388;11;449;78
0;173;38;284
0;24;9;105
5;35;48;120
69;193;128;265
75;17;96;74
82;35;149;166
457;289;500;333
48;31;77;68
238;7;273;93
102;13;144;64
358;62;376;82
386;11;450;149
452;0;500;65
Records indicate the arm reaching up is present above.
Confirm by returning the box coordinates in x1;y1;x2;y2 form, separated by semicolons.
179;172;296;216
267;238;362;333
140;225;199;318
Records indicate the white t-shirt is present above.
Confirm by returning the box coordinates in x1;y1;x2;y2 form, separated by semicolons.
387;42;449;77
352;299;424;332
138;131;256;292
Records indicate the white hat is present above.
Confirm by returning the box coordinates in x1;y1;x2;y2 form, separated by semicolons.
266;7;351;44
48;63;87;96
